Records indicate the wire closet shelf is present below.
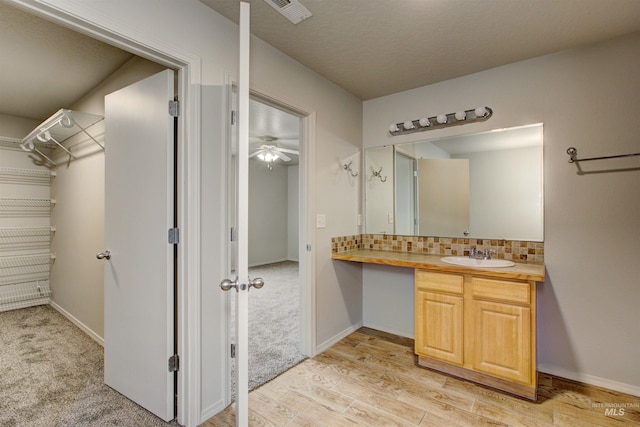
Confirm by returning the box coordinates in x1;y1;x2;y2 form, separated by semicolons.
20;109;104;165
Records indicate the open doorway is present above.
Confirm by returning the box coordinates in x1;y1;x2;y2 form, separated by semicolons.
247;96;305;388
0;3;184;425
227;94;308;395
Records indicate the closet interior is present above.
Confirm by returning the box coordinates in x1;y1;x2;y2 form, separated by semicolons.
0;0;172;345
0;110;103;313
0;54;164;348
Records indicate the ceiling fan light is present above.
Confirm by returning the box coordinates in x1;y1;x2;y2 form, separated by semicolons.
258;151;279;162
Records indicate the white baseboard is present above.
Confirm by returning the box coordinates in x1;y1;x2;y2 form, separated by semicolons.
363;322;413;339
248;258;289;268
538;363;640;397
49;301;104;347
316;321;363;354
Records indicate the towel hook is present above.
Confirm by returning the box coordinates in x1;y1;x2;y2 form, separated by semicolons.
343;160;359;177
372;166;387;182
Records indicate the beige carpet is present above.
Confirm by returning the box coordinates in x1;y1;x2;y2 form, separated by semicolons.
1;262;305;425
246;261;306;389
0;305;178;427
230;261;307;395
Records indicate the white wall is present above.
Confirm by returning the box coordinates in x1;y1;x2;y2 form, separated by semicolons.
247;161;299;266
248;159;288;266
0;114;39;140
363;32;640;395
459;145;543;240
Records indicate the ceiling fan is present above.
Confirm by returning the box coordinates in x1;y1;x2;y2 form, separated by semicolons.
249;136;299;165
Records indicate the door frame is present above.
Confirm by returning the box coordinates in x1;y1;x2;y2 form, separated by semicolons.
8;1;202;426
222;85;317;405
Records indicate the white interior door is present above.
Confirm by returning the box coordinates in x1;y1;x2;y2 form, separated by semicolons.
102;69;175;421
220;3;253;426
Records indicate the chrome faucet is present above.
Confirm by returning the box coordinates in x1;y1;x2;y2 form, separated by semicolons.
483;249;496;259
468;248;495;259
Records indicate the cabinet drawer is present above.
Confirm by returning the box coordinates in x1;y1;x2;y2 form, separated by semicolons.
472;277;530;305
416;270;463;294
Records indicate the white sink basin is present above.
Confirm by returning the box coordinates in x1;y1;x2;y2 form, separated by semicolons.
441;256;515;268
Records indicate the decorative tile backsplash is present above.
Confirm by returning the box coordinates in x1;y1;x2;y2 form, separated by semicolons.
332;234;544;263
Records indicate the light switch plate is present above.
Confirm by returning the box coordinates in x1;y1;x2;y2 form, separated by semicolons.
388;213;394;224
316;214;326;229
357;214;362;226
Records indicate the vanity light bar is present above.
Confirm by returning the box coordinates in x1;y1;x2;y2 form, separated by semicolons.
388;106;493;136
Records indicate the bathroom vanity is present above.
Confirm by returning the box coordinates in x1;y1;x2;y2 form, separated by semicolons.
331;248;545;400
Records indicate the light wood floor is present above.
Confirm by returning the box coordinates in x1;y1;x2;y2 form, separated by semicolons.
201;328;640;426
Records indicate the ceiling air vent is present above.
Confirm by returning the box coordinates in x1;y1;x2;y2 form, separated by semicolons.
264;0;313;24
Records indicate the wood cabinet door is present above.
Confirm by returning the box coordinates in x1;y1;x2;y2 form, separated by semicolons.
415;290;464;364
472;300;531;384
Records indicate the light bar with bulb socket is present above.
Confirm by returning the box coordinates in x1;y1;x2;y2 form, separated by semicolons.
388;106;493;136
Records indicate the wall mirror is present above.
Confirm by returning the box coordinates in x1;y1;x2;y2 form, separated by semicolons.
365;123;543;241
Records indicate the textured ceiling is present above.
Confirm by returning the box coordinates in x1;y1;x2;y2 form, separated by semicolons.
0;3;133;121
3;1;640;126
202;0;640;100
0;2;300;150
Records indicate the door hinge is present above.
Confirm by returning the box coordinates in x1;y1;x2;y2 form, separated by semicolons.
231;343;236;358
306;244;311;252
169;100;180;117
230;227;237;242
168;354;179;372
231;110;237;125
168;228;180;244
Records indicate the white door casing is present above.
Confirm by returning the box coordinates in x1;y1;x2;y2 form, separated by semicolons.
103;69;175;422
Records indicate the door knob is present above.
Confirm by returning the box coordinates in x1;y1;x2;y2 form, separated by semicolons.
220;277;265;292
96;250;111;260
220;277;242;292
249;277;264;290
